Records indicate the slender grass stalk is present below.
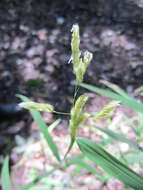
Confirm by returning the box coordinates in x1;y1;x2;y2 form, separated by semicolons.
53;111;70;116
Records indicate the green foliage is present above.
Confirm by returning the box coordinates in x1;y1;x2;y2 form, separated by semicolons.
77;137;143;190
1;156;12;190
81;82;143;113
95;126;143;152
100;80;129;98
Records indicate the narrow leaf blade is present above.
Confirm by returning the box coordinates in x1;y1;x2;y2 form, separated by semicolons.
77;137;143;190
17;94;60;162
1;156;12;190
81;83;143;114
100;80;129;98
96;126;143;152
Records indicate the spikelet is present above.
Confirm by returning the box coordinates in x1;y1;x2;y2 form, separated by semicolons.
64;94;89;158
94;101;120;121
135;86;143;94
72;94;88;118
76;113;89;127
71;24;93;85
70;94;88;140
19;101;54;113
83;51;93;71
76;51;93;84
71;24;80;71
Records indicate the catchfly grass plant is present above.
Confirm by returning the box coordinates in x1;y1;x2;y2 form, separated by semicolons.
2;24;143;190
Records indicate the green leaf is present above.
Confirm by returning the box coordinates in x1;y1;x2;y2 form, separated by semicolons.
77;137;143;190
96;126;143;152
81;83;143;114
100;80;129;98
1;156;12;190
48;119;61;133
122;114;139;136
17;94;60;162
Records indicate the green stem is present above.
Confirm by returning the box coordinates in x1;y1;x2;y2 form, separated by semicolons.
53;111;70;116
64;138;74;160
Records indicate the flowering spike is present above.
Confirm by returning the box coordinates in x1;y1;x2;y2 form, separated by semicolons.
19;101;54;113
71;24;93;85
64;94;89;158
94;101;120;121
83;51;93;70
71;24;80;70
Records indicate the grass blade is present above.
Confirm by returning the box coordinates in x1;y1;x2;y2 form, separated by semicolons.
17;94;60;162
1;156;12;190
48;119;61;133
77;137;143;190
81;83;143;114
96;126;143;151
100;80;129;98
